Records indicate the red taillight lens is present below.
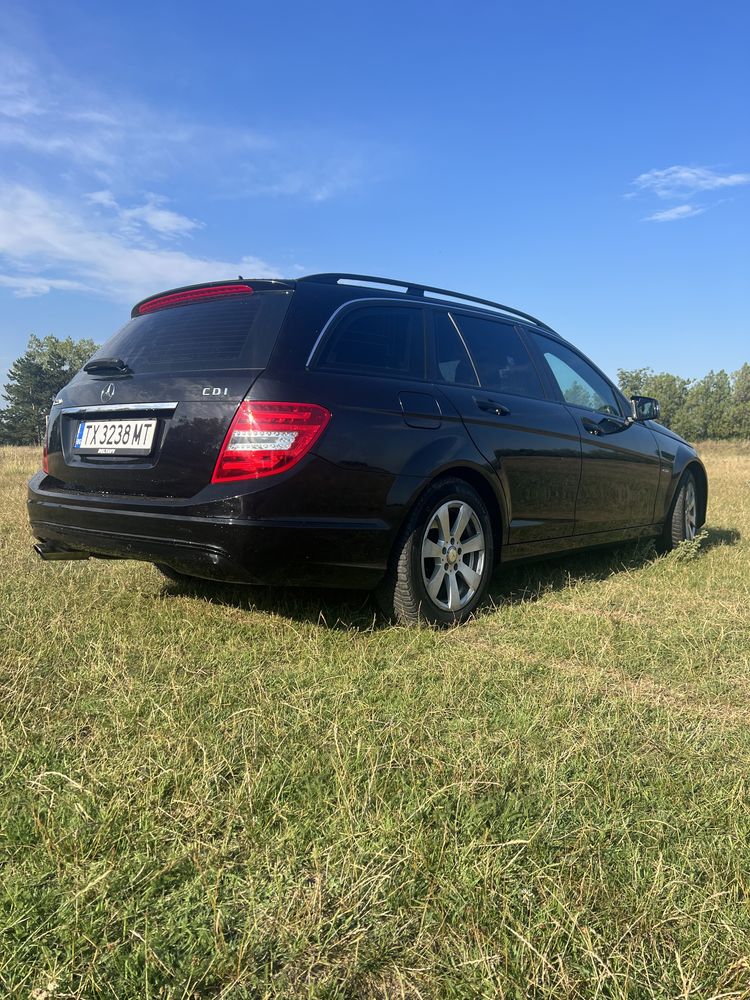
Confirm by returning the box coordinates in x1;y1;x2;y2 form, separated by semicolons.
137;284;253;315
42;418;49;473
212;401;331;483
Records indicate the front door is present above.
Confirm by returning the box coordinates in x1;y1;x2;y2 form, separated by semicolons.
528;332;661;534
429;309;581;544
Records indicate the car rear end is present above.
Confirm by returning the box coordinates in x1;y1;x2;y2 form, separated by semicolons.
28;279;393;589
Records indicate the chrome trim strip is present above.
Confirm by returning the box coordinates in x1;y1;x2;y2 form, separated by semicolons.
305;297;424;368
61;402;179;416
447;313;481;386
305;296;517;371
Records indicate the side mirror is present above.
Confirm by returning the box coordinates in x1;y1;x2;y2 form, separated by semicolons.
630;395;660;421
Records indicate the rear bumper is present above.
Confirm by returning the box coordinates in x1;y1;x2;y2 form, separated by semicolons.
27;472;393;589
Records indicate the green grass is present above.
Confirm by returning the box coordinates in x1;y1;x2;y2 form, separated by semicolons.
2;441;750;998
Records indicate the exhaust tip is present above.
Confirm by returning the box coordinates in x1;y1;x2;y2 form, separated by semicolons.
34;542;90;561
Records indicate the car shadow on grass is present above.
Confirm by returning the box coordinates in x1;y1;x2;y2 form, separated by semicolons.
156;525;741;630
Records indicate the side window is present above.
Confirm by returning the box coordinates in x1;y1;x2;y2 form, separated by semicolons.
532;335;621;415
451;313;545;398
432;311;479;386
316;305;424;378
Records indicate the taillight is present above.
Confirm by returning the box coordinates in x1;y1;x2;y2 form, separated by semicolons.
137;284;253;315
42;417;49;473
212;401;331;483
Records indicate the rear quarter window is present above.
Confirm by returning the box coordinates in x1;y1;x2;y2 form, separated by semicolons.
315;304;425;379
89;291;292;373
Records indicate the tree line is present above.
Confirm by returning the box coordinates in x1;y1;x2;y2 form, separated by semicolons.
0;334;748;445
617;364;750;440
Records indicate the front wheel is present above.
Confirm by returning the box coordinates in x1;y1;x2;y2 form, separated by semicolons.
658;470;699;552
377;478;495;626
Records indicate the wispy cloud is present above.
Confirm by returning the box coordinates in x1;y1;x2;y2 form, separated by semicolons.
86;191;202;239
632;165;750;200
643;204;706;223
628;164;749;222
0;44;374;201
0;184;278;302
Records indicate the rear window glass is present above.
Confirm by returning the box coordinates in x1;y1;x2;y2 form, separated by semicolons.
452;313;545;399
316;304;424;378
89;291;292;373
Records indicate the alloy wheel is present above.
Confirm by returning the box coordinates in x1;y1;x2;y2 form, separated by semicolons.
421;500;486;612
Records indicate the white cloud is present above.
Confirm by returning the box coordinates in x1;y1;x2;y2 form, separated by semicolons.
0;184;279;303
0;44;372;201
632;165;750;199
87;191;201;238
0;274;91;297
642;204;706;223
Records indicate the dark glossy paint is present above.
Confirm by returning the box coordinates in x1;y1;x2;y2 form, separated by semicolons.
28;276;708;589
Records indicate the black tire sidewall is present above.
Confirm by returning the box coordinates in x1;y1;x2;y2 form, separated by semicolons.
660;470;696;551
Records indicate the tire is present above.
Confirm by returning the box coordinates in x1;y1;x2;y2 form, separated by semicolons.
376;477;495;626
658;470;699;552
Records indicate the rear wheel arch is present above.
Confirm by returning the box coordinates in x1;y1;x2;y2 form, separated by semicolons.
432;467;505;564
393;465;505;567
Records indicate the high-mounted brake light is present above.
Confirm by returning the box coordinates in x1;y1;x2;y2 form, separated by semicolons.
212;401;331;483
137;284;254;315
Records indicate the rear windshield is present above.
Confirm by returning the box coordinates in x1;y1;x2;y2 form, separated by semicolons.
89;290;292;373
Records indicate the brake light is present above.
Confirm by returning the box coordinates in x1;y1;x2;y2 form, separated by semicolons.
42;417;49;473
137;284;253;315
212;401;331;483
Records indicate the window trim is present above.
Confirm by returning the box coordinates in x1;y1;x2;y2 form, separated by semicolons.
445;308;549;402
528;330;626;417
306;297;427;381
426;307;480;388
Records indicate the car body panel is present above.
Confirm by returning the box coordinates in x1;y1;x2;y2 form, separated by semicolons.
28;274;708;591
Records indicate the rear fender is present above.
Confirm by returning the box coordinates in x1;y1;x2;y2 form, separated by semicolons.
386;459;509;555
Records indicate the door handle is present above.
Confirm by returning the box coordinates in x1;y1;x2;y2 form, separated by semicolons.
581;417;602;435
476;398;510;417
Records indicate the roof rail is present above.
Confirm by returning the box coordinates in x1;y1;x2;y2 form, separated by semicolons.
297;273;556;333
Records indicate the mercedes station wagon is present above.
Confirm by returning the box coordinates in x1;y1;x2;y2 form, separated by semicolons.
28;273;707;624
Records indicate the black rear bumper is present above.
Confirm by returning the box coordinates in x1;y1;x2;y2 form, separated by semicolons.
27;473;392;589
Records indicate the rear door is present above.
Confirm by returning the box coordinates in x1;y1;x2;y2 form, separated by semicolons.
527;332;661;533
46;285;293;497
428;308;581;543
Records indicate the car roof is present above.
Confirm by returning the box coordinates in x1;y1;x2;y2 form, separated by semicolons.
131;273;560;338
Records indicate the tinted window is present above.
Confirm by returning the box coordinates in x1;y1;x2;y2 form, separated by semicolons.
452;314;544;398
432;311;478;386
533;335;621;415
90;291;292;373
317;305;424;378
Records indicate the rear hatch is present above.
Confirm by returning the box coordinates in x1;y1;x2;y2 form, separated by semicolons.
46;282;293;498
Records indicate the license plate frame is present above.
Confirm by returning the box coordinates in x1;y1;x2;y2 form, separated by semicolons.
74;418;158;456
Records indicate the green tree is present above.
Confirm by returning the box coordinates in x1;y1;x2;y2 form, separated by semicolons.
676;369;733;441
616;367;652;399
641;371;691;430
731;363;750;438
0;335;98;445
617;368;691;429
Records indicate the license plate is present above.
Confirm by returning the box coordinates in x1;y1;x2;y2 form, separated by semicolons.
74;418;157;455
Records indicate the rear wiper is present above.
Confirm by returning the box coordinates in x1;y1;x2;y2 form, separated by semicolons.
83;357;133;375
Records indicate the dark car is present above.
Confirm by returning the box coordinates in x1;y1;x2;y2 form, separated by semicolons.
28;273;707;624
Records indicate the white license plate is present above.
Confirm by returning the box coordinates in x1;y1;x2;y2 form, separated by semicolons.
74;418;157;455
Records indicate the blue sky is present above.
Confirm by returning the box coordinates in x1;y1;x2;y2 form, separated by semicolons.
1;0;748;389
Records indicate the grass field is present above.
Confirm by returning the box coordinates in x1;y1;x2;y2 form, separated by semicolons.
2;442;749;999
